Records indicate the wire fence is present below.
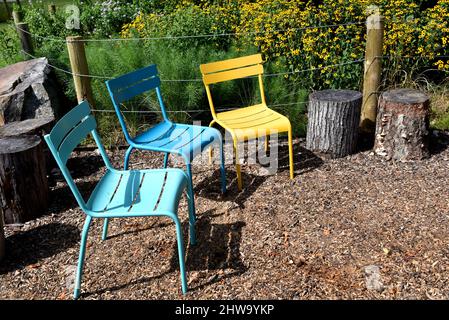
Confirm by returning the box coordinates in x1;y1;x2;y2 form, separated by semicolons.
21;49;365;82
11;16;448;117
13;21;365;43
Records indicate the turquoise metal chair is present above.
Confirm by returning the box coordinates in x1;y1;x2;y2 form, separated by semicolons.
105;65;226;219
44;101;194;299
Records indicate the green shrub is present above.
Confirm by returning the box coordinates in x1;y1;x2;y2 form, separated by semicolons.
0;24;22;68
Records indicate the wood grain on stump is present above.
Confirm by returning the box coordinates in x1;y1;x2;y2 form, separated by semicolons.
0;210;4;261
0;135;49;224
0;117;55;173
0;117;54;137
374;89;430;161
306;89;362;158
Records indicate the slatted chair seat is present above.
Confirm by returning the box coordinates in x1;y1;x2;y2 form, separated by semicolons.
87;169;186;216
132;123;221;161
44;101;194;299
215;104;291;140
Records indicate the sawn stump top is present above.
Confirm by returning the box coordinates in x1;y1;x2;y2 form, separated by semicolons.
381;88;429;105
310;89;362;103
0;135;41;154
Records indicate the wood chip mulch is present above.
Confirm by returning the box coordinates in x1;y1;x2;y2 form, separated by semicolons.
1;134;449;300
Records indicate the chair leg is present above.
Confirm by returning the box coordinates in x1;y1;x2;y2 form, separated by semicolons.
219;138;227;194
264;135;269;153
288;128;294;180
233;140;242;191
124;146;134;170
173;216;188;294
209;147;214;165
101;218;109;241
185;163;196;245
163;153;169;168
74;215;92;300
208;120;216;165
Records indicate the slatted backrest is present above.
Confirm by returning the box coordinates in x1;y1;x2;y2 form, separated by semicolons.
45;101;95;164
105;64;168;142
44;101;106;212
200;54;263;85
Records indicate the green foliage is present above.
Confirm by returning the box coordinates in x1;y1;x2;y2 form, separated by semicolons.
5;0;448;140
79;0;139;38
0;24;22;68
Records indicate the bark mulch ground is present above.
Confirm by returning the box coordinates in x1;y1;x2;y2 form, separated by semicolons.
1;134;449;300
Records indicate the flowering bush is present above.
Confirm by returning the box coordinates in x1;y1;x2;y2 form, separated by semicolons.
122;0;449;89
79;0;140;38
121;4;235;51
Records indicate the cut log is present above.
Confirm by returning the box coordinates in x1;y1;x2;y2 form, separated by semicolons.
0;209;4;261
374;89;430;161
0;117;57;174
0;135;48;224
306;89;362;158
0;117;54;137
0;117;55;172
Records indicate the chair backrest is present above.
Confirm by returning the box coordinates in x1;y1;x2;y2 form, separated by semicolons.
105;64;169;143
200;54;266;117
44;101;111;212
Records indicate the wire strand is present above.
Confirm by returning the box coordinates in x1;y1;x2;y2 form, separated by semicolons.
21;50;364;81
13;21;364;43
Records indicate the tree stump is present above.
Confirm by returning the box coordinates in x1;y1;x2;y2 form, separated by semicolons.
0;135;49;224
0;117;54;137
306;89;362;158
0;211;4;261
374;89;430;160
0;117;55;172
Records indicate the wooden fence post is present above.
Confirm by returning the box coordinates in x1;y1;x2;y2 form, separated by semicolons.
16;22;34;57
2;0;11;19
66;36;94;106
48;3;56;14
12;10;21;24
360;13;384;133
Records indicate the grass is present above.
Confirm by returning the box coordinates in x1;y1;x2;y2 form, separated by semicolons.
33;38;309;147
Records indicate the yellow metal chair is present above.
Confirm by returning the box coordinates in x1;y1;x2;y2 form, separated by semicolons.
200;54;294;190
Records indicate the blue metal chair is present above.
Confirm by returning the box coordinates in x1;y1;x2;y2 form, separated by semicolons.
105;64;227;218
44;101;194;299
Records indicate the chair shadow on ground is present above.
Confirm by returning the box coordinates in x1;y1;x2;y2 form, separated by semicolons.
84;210;247;297
47;180;99;214
66;154;104;179
429;130;449;156
195;139;323;207
0;223;80;274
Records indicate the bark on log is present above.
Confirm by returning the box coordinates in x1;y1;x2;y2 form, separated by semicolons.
0;209;4;261
374;89;430;161
0;117;53;137
0;135;48;224
0;117;55;173
306;89;362;158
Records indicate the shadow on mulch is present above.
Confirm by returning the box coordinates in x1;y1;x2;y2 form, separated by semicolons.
176;213;247;291
47;180;99;213
48;155;104;188
83;212;247;297
276;142;323;175
67;154;104;179
196;140;323;207
196;169;268;208
429;131;449;156
0;223;80;274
